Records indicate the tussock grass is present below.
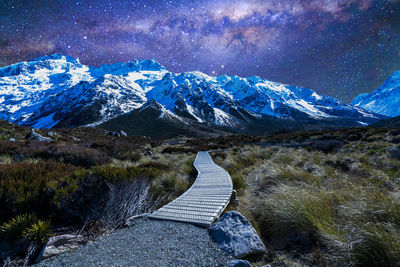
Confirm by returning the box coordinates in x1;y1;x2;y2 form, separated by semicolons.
211;136;400;266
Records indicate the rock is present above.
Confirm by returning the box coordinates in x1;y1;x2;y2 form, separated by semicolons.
303;162;322;175
105;130;128;138
144;150;153;158
8;137;15;142
48;131;57;137
230;259;251;267
25;132;52;142
388;146;400;160
208;211;265;259
120;130;128;137
230;190;239;206
42;234;85;260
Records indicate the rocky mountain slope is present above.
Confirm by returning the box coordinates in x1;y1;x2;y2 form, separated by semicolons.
352;70;400;117
0;54;383;136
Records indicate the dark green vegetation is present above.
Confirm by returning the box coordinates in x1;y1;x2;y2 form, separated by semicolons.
0;120;196;264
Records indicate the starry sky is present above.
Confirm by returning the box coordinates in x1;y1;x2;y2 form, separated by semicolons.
0;0;399;102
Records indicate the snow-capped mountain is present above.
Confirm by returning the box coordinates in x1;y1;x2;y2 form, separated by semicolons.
0;54;382;135
352;70;400;117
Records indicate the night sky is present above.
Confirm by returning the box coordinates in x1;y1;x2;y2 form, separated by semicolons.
1;0;399;102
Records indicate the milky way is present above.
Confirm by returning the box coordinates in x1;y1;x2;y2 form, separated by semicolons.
0;0;399;101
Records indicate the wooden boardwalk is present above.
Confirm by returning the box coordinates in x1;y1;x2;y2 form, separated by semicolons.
148;151;233;227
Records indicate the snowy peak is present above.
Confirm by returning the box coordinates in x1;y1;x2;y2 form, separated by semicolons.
0;54;382;132
96;59;167;75
352;70;400;117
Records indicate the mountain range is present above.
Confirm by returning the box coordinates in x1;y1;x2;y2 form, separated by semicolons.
0;54;394;138
352;70;400;117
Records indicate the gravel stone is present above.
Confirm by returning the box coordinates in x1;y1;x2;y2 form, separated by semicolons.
36;218;232;266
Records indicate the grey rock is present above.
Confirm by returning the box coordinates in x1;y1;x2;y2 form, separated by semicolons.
208;211;265;258
105;130;128;138
388;146;400;160
303;162;322;175
8;137;15;142
71;136;81;142
230;190;239;206
144;150;153;158
48;131;57;137
25;132;52;142
120;130;128;137
42;234;85;260
230;259;251;267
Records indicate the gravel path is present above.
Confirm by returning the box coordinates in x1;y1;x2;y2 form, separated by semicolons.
36;218;233;267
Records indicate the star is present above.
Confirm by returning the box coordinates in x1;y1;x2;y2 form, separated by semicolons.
0;0;398;102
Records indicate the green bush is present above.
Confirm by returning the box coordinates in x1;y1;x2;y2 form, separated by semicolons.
0;213;38;240
23;220;52;243
0;161;80;223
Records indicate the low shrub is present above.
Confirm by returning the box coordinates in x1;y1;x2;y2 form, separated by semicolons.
23;220;52;243
137;161;169;171
311;139;344;153
34;143;110;168
0;161;80;223
0;213;38;240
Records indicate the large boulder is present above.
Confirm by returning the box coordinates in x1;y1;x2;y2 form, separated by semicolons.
208;211;265;259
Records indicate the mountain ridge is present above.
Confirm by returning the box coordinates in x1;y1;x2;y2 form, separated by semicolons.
0;54;384;136
352;70;400;117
